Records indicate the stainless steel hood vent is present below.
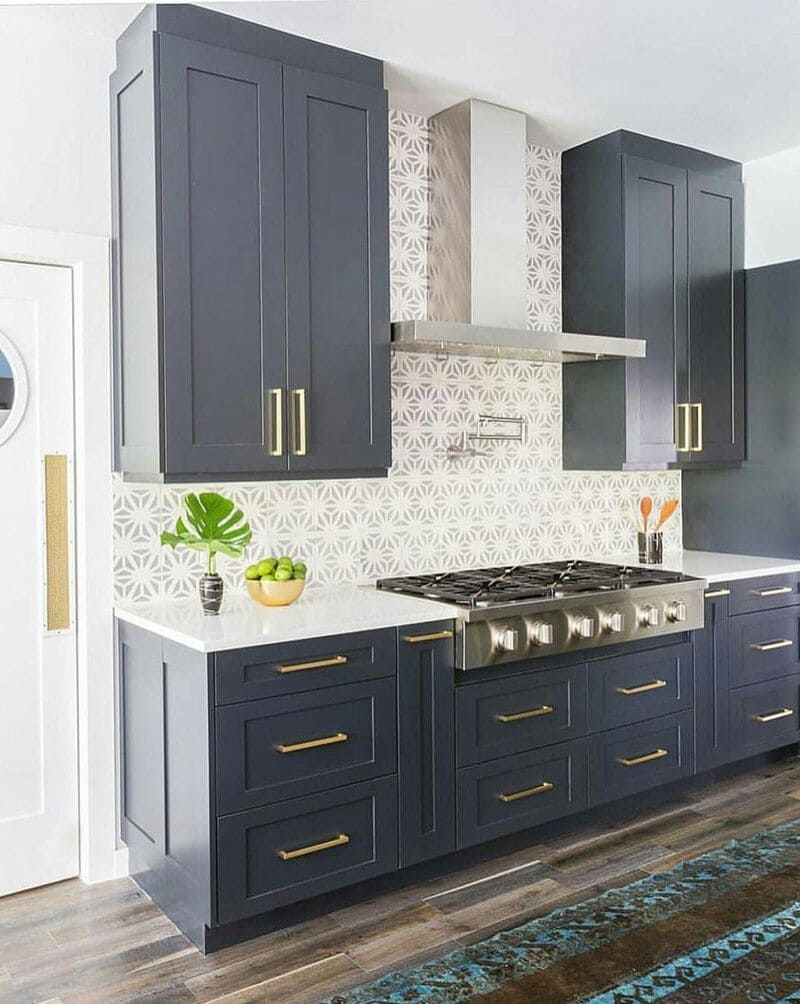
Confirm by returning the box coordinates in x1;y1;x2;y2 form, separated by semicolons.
391;99;645;364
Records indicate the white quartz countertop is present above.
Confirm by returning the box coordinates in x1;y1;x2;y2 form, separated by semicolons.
115;584;457;654
657;550;800;584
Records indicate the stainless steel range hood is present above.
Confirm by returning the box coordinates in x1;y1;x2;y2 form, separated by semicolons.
391;99;645;364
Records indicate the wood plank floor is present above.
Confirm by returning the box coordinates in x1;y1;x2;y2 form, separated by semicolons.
3;757;800;1004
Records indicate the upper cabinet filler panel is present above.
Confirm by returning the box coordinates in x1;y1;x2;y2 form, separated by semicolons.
561;131;744;471
111;5;390;481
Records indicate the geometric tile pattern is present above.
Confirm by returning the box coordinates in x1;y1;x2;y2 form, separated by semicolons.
113;111;681;603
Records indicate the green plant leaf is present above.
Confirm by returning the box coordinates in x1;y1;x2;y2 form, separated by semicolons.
160;492;252;570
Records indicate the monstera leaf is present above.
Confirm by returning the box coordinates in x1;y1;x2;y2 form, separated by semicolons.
161;492;252;574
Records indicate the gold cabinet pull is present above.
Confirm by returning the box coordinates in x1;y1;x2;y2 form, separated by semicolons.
750;639;793;652
266;388;283;456
705;588;731;598
752;708;794;724
401;629;454;644
751;585;793;597
691;402;704;452
275;732;348;754
616;679;667;696
676;403;692;453
277;654;348;674
291;387;308;456
277;833;350;861
44;454;71;632
617;748;669;767
495;705;554;723
498;781;554;803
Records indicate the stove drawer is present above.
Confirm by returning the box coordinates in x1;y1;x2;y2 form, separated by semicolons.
588;643;693;732
588;711;694;807
729;678;800;758
456;739;587;848
730;574;800;615
730;609;800;687
456;664;587;766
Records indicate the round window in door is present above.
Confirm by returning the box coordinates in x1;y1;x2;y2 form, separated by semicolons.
0;330;28;446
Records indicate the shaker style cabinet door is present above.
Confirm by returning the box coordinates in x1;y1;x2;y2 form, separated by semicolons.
283;66;391;474
158;35;287;475
694;585;731;771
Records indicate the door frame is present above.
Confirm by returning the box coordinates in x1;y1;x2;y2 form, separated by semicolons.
0;224;124;884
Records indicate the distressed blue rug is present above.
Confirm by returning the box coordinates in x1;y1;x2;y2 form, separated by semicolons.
325;817;800;1003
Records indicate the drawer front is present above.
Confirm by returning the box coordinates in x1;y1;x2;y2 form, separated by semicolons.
588;711;694;807
729;678;800;758
729;574;800;615
456;664;587;767
457;739;588;848
214;628;396;705
588;643;693;732
216;677;397;813
216;777;398;923
730;609;800;687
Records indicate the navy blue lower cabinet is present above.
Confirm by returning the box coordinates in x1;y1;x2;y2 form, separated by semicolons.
588;711;695;807
457;739;588;848
729;678;800;758
729;608;800;688
694;585;731;772
397;622;456;867
729;574;800;616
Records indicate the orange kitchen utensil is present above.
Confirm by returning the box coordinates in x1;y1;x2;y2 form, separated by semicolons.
654;498;679;531
640;496;653;533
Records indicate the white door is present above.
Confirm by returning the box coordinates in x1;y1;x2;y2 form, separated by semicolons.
0;260;78;896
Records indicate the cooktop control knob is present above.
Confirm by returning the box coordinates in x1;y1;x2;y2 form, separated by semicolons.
667;600;688;623
602;611;625;634
573;616;595;639
527;620;554;647
496;627;520;653
640;604;661;628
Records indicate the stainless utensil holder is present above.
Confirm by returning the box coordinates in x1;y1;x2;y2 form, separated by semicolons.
638;531;663;564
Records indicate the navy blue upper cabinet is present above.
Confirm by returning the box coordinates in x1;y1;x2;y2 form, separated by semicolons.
562;131;743;471
111;5;390;480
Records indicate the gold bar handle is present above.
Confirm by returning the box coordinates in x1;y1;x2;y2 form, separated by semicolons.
705;588;731;598
676;403;692;453
402;630;454;644
44;454;71;632
495;705;554;723
277;654;348;674
617;748;669;767
277;833;350;861
616;679;667;696
275;732;348;754
291;387;308;456
750;639;793;652
266;388;283;456
498;781;554;803
691;402;704;452
751;586;793;597
752;708;794;724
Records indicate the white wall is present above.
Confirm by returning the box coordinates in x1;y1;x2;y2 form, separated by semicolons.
744;144;800;269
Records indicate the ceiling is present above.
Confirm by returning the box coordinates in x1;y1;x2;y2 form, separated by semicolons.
23;0;800;161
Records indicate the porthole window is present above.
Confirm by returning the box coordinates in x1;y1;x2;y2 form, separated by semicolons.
0;331;28;446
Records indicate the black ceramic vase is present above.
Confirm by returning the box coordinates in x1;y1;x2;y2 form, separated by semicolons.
199;573;224;615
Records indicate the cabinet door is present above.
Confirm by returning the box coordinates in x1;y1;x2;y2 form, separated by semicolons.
159;35;287;475
284;66;390;474
694;584;731;771
623;156;688;467
683;172;745;466
397;623;456;867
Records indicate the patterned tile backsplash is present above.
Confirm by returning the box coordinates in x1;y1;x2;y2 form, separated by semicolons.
113;110;681;604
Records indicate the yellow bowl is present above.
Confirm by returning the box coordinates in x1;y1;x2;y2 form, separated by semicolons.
246;577;306;607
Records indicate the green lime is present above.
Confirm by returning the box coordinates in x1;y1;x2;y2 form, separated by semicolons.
244;564;261;580
275;567;292;581
293;561;307;575
256;559;274;577
277;556;293;566
292;570;306;580
261;571;276;581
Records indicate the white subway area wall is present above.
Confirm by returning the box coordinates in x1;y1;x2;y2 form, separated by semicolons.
112;111;681;603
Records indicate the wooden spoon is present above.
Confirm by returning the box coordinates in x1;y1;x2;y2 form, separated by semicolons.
639;496;653;533
654;498;679;532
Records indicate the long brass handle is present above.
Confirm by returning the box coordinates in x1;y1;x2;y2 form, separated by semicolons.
277;833;350;861
750;639;793;652
267;388;283;456
617;748;668;767
291;388;308;456
691;402;704;452
676;403;692;453
751;586;793;597
402;629;454;644
705;588;731;598
616;679;667;696
275;732;348;754
277;654;348;674
495;705;554;723
498;781;554;803
752;708;794;724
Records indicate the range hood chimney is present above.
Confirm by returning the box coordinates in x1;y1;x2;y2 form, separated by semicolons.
391;99;645;364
